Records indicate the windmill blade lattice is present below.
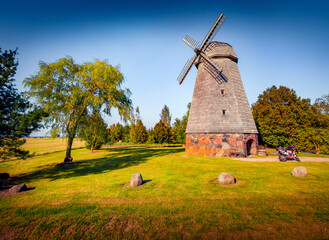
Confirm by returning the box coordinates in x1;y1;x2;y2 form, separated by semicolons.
205;15;226;46
199;14;226;51
183;34;199;50
177;55;198;84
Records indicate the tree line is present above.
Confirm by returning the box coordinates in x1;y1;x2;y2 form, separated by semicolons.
80;104;190;152
1;49;328;163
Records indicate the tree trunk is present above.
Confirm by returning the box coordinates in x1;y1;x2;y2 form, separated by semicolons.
64;134;74;163
90;144;94;153
313;141;320;155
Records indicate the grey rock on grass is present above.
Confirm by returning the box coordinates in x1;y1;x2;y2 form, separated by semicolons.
130;173;143;187
218;172;236;185
291;166;307;177
9;184;27;194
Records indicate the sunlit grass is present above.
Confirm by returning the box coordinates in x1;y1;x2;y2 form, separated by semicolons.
22;137;85;155
0;139;328;239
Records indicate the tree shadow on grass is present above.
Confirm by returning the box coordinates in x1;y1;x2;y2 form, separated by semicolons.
13;147;184;184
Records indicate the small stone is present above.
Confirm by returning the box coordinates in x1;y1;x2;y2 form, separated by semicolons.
9;184;27;194
218;173;236;185
130;173;143;187
0;173;10;180
291;166;307;177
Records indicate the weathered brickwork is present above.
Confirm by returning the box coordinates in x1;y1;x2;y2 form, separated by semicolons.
186;133;258;157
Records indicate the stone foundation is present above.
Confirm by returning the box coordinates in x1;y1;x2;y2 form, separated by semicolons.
186;133;258;157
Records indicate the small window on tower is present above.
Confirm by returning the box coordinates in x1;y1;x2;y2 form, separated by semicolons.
220;89;225;95
222;109;226;115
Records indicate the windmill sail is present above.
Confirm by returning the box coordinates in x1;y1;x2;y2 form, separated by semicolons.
177;55;198;84
183;34;199;50
177;13;226;84
199;14;226;51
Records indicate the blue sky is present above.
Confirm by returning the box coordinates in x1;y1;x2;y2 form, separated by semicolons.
1;0;329;135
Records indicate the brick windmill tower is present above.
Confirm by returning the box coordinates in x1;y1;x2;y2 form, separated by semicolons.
177;14;258;157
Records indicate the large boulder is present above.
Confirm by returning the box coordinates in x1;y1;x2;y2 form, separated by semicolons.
8;184;27;194
130;173;143;187
291;166;307;177
218;172;236;185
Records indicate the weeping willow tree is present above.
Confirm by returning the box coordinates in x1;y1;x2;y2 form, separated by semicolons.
24;57;132;163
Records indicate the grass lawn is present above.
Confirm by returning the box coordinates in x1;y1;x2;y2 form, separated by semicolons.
0;138;328;239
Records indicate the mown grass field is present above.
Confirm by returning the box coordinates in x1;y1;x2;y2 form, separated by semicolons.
0;138;328;239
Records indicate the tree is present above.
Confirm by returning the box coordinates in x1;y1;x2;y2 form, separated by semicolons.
134;120;148;144
147;128;155;144
129;106;147;144
135;106;141;121
299;104;329;154
107;123;123;144
160;105;171;127
78;112;107;152
314;94;329;115
153;120;173;144
24;57;132;163
122;124;131;143
172;103;190;144
0;48;45;159
252;86;311;149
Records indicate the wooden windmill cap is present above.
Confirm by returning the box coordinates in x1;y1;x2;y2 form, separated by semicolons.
203;42;238;63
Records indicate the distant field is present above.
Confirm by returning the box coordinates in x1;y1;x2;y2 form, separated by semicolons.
0;139;328;239
22;138;85;154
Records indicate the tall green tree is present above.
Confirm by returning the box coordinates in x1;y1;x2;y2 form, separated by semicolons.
160;105;171;127
78;112;107;152
299;103;329;154
153;120;173;144
122;124;131;143
128;106;147;144
172;102;190;144
252;86;311;149
24;57;132;163
107;123;123;144
134;119;148;144
0;48;45;159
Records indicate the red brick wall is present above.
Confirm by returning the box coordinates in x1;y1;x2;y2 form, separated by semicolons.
186;133;258;157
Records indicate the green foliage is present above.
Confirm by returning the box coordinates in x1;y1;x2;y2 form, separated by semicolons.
160;105;171;127
24;57;132;161
252;86;329;153
299;104;329;154
128;106;147;144
134;120;148;144
122;124;131;143
0;48;46;159
78;113;107;152
314;94;329;115
172;102;190;144
147;128;155;144
153;120;173;144
107;123;123;144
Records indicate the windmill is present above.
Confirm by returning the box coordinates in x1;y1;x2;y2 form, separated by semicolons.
177;13;259;157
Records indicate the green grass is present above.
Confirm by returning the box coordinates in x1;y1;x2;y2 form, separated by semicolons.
0;139;328;239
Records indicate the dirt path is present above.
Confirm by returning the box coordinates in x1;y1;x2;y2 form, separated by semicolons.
232;156;329;162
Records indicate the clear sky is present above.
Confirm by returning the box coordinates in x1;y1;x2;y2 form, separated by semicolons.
1;0;329;135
